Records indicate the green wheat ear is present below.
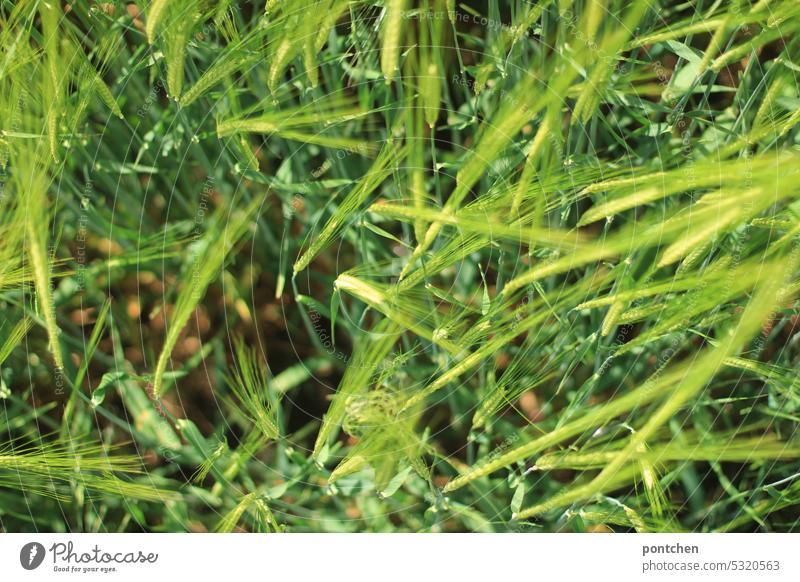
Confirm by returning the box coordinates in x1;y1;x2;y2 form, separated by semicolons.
151;197;262;398
180;50;260;108
22;161;65;374
293;141;405;274
381;0;407;84
146;0;173;43
215;492;282;532
226;337;282;441
0;438;176;502
313;318;402;457
0;319;32;367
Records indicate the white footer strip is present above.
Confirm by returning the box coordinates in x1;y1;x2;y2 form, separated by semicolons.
1;533;798;581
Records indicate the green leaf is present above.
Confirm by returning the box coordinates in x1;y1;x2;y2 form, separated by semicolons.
91;372;128;408
511;481;526;517
330;288;340;346
665;40;702;64
380;465;413;498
